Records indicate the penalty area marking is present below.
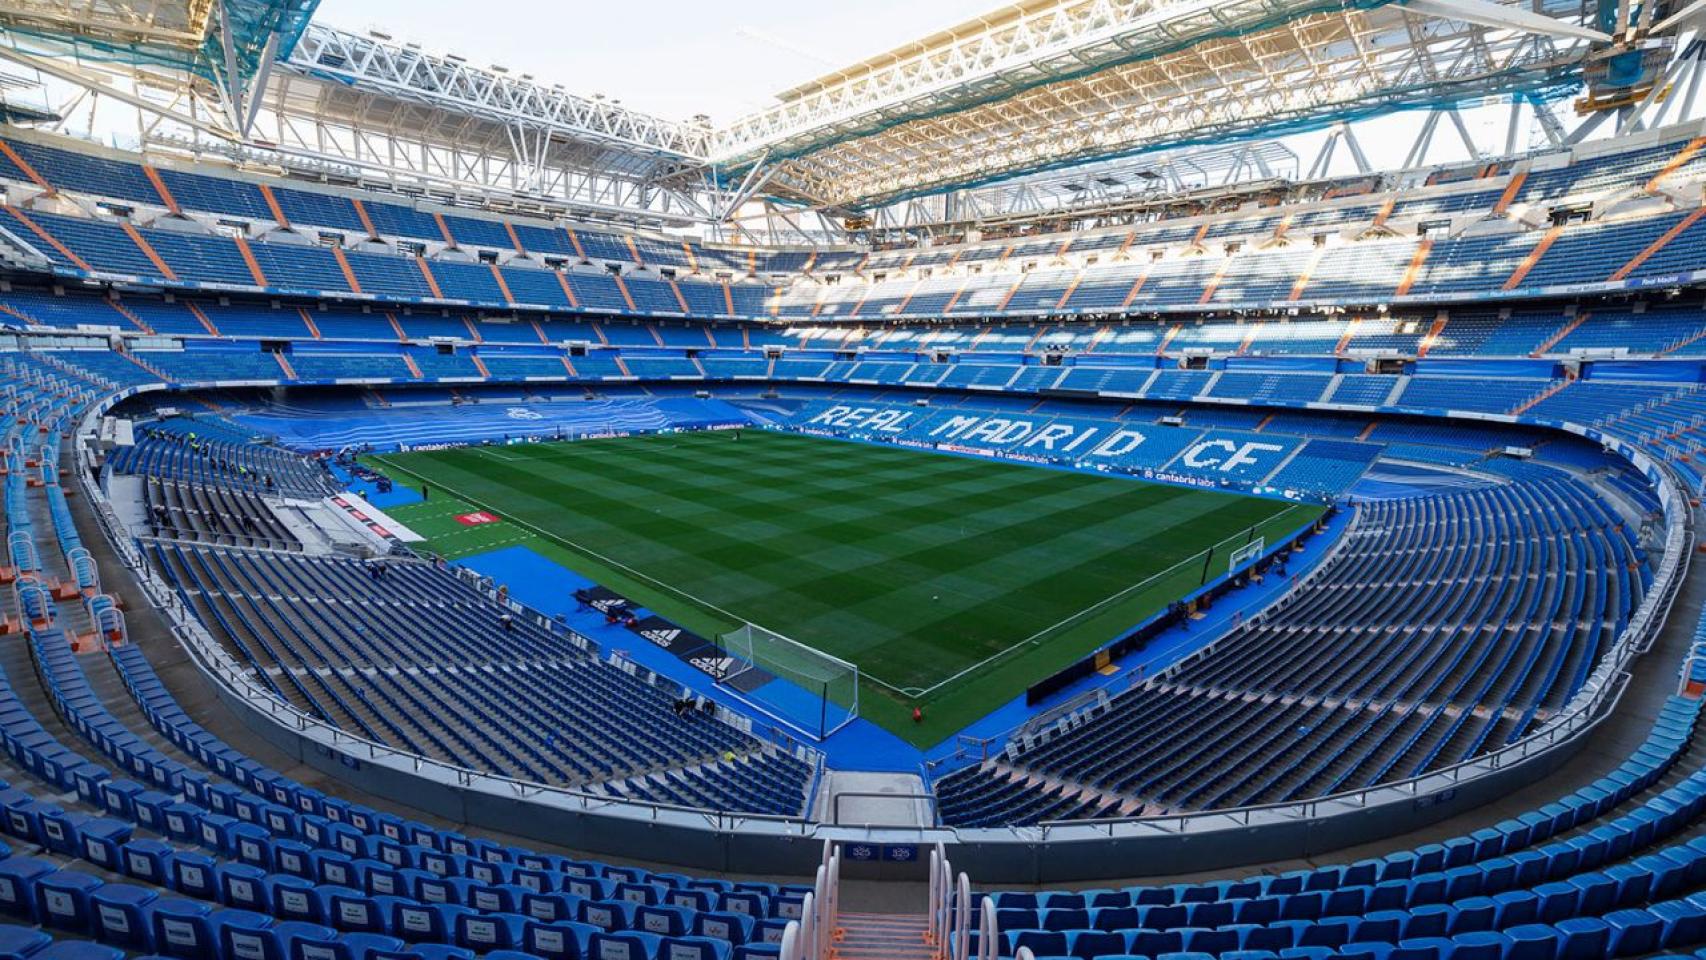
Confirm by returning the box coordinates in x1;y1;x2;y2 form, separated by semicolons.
373;450;1309;701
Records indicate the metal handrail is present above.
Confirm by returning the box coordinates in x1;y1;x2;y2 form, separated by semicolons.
60;365;1701;846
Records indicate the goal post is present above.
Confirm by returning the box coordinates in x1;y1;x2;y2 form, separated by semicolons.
715;624;860;741
1229;536;1267;575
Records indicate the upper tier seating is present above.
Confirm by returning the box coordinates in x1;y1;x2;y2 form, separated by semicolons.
3;129;1706;322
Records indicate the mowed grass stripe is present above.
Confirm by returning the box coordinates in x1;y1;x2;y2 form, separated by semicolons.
452;440;1209;667
374;431;1317;745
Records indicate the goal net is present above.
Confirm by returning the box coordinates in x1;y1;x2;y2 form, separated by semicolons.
716;624;859;741
1229;536;1267;574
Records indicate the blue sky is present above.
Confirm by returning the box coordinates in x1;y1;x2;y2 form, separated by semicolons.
313;0;999;123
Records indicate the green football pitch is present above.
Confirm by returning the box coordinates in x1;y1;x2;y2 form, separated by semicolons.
370;430;1318;746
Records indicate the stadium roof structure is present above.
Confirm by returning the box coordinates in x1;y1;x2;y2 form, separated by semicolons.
0;0;1695;237
708;0;1620;210
0;0;312;85
257;23;717;225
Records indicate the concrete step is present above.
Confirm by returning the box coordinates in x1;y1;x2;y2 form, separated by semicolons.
835;913;935;960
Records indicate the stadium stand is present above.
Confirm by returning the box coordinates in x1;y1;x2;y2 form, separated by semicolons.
0;129;1704;325
935;472;1644;825
0;29;1704;959
147;542;812;813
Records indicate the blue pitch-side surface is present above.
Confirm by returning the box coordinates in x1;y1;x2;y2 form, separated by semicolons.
933;505;1357;765
451;505;1351;770
456;546;920;771
325;462;424;509
234;396;755;451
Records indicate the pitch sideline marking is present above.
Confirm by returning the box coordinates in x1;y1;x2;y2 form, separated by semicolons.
373;453;757;626
375;447;1313;700
903;502;1313;699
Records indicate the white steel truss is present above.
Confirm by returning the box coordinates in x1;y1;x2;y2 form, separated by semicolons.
215;22;727;227
249;71;715;226
284;24;712;160
857;139;1301;238
713;0;1373;165
735;1;1602;209
0;0;216;51
2;0;1694;239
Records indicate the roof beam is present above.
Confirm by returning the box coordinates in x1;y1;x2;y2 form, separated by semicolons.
0;41;237;140
1400;0;1612;43
1654;0;1706;34
284;23;712;160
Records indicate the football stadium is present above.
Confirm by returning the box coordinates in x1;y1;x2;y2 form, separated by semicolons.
12;0;1706;957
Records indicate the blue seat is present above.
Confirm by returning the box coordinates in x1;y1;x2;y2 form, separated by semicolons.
0;923;50;960
1006;931;1059;957
1391;936;1454;960
34;944;121;960
524;893;581;925
390;902;468;943
269;877;322;923
168;854;216;901
657;937;731;960
1502;924;1562;960
1131;930;1184;956
35;870;102;933
453;912;525;952
34;807;85;856
580;900;636;932
1067;930;1124;959
1447;931;1510;960
1492;890;1539;928
1402;904;1453;939
1354;911;1405;944
91;882;158;949
77;819;131;871
215;865;270;912
309;852;354;889
1532;883;1578;923
1184;928;1240;955
121;839;174;885
216;909;280;960
230;826;273;871
290;932;403;960
524;919;598;960
467;884;527;915
1603;908;1664;956
1093;907;1139;931
1655;896;1706;946
588;931;661;960
325;889;384;933
371;948;475;960
636;906;690;937
1244;924;1294;953
0;859;54;920
1450;897;1497;934
150;898;215;960
1043;909;1090;932
1554;916;1610;960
